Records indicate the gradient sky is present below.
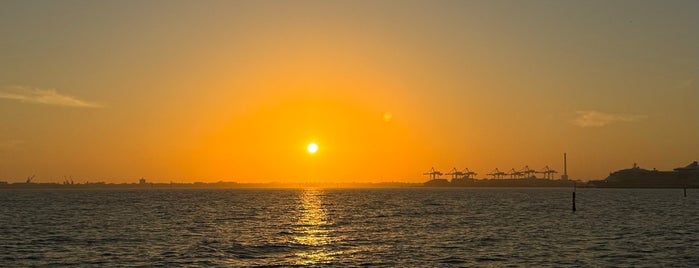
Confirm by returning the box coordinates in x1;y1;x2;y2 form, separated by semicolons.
1;0;697;183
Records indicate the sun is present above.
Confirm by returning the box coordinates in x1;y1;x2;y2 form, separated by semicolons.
307;142;319;154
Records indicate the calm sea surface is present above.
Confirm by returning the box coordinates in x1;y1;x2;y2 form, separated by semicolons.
1;188;698;267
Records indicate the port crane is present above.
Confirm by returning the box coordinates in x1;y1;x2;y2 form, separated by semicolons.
487;168;507;179
509;168;524;179
423;153;570;181
423;167;443;180
519;165;537;178
536;166;558;179
445;168;465;180
462;168;478;179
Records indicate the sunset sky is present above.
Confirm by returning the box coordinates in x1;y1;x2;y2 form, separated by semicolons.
1;0;697;183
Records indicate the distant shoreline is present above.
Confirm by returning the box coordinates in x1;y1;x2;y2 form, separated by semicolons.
1;181;696;189
0;181;422;189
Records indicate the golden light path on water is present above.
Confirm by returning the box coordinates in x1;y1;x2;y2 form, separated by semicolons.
294;189;336;265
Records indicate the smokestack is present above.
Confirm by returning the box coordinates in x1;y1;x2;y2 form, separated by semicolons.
562;153;569;180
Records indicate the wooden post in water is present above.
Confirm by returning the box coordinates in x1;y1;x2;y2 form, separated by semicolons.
684;188;687;197
572;182;577;212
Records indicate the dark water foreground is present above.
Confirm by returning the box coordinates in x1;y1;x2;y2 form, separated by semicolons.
1;188;698;267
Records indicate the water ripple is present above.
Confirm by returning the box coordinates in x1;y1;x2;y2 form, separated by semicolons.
0;188;698;266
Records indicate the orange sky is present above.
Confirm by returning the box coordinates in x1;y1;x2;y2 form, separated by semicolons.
0;1;697;183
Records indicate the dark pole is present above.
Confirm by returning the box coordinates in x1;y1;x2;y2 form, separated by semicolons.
684;187;687;198
572;182;577;212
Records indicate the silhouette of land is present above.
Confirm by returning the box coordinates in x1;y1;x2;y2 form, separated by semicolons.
423;177;581;188
0;180;421;189
588;161;699;188
2;161;697;190
422;161;699;188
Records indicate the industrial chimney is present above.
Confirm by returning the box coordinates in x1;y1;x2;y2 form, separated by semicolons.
561;153;569;180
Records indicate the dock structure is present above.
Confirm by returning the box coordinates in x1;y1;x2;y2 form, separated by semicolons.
537;166;558;179
520;165;537;178
446;168;466;180
423;167;443;180
487;168;507;179
425;153;571;182
509;168;524;179
462;168;478;179
445;167;479;180
429;164;562;181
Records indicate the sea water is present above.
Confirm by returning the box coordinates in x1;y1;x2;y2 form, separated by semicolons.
1;188;698;267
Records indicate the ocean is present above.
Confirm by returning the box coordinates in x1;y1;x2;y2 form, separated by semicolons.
1;188;698;267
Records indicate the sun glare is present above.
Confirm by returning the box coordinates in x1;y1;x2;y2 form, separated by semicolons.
307;142;319;154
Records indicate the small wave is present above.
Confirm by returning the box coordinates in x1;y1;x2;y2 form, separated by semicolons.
440;257;466;264
226;242;311;259
475;256;508;262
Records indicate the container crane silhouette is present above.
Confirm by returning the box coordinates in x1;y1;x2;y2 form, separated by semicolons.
445;168;465;180
423;167;443;180
509;168;524;179
536;166;558;179
487;168;507;179
519;165;537;178
462;168;478;179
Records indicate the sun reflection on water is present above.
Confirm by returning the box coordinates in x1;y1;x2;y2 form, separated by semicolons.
294;189;335;265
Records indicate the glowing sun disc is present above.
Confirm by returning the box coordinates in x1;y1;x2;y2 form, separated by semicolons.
307;142;318;154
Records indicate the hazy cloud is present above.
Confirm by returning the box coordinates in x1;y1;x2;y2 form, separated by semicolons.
573;110;646;127
0;86;102;108
676;77;696;89
0;140;24;150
